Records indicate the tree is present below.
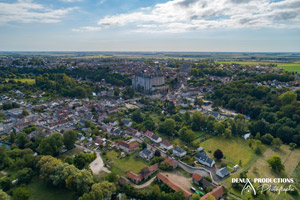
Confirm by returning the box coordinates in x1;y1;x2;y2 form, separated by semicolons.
159;118;175;136
267;155;285;172
16;132;28;148
22;109;29;116
179;127;195;143
12;187;30;200
141;142;147;150
279;91;297;105
254;146;262;155
131;110;143;123
191;193;201;200
289;143;297;151
192;112;207;131
9;132;16;143
213;122;225;135
123;87;134;98
0;190;10;200
271;138;283;150
143;120;155;131
154;150;161;157
261;133;274;145
202;193;216;200
16;168;34;185
66;170;94;195
213;149;223;160
38;132;63;156
63;130;78;150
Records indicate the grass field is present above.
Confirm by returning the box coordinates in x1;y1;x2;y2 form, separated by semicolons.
5;78;35;85
103;150;149;176
199;136;254;167
58;147;82;160
217;61;300;73
27;177;75;200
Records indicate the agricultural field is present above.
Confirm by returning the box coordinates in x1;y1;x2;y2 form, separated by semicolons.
217;61;300;73
199;136;254;168
27;177;75;200
5;78;36;85
103;150;149;176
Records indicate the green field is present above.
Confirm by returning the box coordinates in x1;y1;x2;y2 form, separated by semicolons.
199;136;254;167
217;61;300;73
103;150;149;176
5;78;36;85
27;177;75;200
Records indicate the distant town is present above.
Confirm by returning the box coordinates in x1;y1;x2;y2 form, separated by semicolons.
0;52;300;200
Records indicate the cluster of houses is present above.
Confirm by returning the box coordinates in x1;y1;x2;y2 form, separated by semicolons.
126;163;159;184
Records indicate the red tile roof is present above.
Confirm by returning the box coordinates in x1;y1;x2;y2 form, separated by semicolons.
192;173;202;181
201;186;224;200
126;172;143;183
156;173;191;197
165;157;176;166
161;140;172;147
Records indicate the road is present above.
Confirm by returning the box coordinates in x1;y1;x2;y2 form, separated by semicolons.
132;177;156;189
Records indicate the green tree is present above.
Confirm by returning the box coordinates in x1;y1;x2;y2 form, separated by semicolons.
0;189;10;200
131;110;143;123
191;193;201;200
63;130;78;150
143;120;155;131
261;133;274;145
192;112;206;131
279;91;297;105
271;138;283;150
38;133;63;156
213;149;223;160
141;142;147;150
66;170;94;196
267;155;285;172
179;127;195;143
12;187;30;200
22;109;29;116
16;132;28;148
9;132;16;143
159;118;175;136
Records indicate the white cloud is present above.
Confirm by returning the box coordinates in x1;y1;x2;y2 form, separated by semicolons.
86;0;300;33
61;0;83;2
72;26;102;32
0;0;77;25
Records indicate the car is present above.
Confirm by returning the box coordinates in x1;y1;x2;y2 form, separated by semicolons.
199;186;204;191
190;187;196;192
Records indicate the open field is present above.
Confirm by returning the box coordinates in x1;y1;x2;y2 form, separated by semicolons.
223;145;300;200
58;147;83;160
27;177;75;200
103;150;149;176
199;136;254;167
217;61;300;73
5;78;36;85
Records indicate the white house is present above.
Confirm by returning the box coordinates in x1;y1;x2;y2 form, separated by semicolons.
160;141;173;151
173;147;186;157
195;151;215;168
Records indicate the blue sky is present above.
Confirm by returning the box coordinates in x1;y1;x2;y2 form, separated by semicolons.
0;0;299;51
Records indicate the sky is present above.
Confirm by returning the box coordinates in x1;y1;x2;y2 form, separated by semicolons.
0;0;299;52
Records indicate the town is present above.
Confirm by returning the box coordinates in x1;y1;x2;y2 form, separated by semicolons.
0;52;300;200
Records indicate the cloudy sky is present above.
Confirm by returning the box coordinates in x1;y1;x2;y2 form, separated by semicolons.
0;0;299;51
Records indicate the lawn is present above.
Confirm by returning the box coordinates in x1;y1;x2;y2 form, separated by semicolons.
5;78;36;85
103;150;149;176
199;136;254;167
58;147;82;160
27;177;75;200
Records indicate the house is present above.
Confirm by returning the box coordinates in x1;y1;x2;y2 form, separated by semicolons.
126;128;142;137
139;149;154;161
126;172;143;184
95;137;106;147
122;120;132;127
195;151;215;167
144;130;161;143
160;141;173;151
164;156;177;169
77;134;85;141
201;186;224;200
140;163;159;180
156;173;191;198
192;173;202;185
150;134;162;143
172;146;186;157
118;140;139;153
216;167;230;178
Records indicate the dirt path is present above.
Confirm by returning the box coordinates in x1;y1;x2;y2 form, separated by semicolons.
133;177;156;189
89;152;111;175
